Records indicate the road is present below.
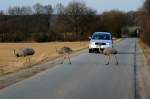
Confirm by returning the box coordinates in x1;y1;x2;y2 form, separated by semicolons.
0;38;138;99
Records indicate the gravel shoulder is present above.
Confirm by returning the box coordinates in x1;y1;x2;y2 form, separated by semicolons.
137;41;150;99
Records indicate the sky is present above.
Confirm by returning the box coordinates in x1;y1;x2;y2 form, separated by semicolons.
0;0;145;13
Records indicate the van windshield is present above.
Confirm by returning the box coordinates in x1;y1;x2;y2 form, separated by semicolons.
92;34;111;40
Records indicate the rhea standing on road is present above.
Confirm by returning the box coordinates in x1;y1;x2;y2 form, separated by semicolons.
55;46;73;64
102;47;118;65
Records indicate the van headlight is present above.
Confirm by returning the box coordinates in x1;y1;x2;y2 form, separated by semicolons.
90;42;95;45
106;43;110;45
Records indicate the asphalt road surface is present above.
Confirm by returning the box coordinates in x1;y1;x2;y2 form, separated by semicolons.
0;38;138;99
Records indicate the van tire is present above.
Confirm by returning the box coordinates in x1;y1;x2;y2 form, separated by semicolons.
89;49;92;53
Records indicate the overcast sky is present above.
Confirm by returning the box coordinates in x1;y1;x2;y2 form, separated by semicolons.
0;0;144;13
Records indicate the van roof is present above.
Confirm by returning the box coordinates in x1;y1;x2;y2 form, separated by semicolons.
93;32;111;35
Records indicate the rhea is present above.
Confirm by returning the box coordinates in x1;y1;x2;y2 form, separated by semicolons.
56;46;73;64
102;47;118;65
13;48;35;65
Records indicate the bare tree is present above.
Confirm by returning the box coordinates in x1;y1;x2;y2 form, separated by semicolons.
55;3;65;15
44;5;53;15
33;3;45;15
61;1;96;39
21;6;33;15
33;3;53;15
8;6;33;15
100;10;128;37
0;10;4;15
8;6;21;15
144;0;150;14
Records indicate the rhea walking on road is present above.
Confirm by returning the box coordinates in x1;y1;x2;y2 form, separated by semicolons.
102;47;119;65
56;46;73;64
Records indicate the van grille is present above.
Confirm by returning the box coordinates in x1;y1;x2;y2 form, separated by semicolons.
95;43;106;45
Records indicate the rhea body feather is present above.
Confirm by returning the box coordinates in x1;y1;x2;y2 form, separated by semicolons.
102;47;118;65
103;47;118;55
13;48;35;57
55;46;73;64
56;46;73;54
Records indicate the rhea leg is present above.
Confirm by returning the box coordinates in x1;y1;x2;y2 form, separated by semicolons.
28;57;31;66
99;48;102;53
24;57;28;66
24;57;31;66
67;54;71;64
106;55;110;65
61;55;66;64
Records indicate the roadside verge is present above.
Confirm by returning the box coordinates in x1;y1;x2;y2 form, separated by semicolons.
137;41;150;99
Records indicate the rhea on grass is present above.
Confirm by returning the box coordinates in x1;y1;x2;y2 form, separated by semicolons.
101;47;119;65
13;48;35;66
55;46;73;64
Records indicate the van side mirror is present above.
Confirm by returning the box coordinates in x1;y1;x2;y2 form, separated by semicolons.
89;37;91;40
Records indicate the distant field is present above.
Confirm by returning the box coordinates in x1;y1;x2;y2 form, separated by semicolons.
0;42;88;76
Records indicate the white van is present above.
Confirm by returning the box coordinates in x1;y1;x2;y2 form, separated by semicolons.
89;32;113;53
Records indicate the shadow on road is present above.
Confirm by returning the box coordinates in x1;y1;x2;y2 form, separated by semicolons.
118;51;148;55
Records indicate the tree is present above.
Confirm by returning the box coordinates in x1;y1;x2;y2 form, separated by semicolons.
33;3;45;15
8;6;33;15
136;0;150;46
144;0;150;14
61;1;96;40
100;10;127;37
0;10;4;15
33;3;53;15
126;11;136;26
8;6;21;15
54;3;65;15
20;6;33;15
44;5;53;15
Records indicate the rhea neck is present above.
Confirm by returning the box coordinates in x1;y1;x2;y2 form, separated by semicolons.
13;49;19;57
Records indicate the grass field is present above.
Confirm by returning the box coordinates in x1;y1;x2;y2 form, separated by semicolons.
0;42;88;76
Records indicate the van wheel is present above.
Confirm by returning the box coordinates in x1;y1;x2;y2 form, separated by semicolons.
89;49;92;53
